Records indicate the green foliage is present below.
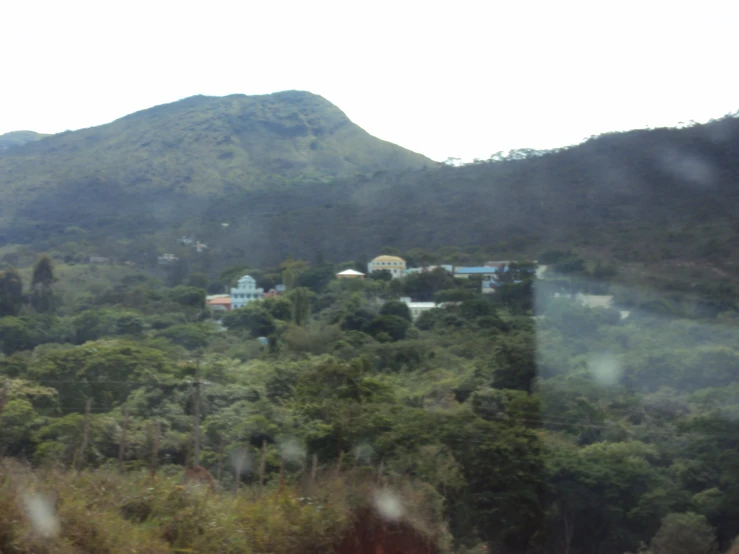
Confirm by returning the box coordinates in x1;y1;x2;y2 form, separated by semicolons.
168;285;206;309
261;296;293;320
73;309;145;343
156;323;212;350
0;266;23;317
0;317;34;354
379;300;412;322
30;340;175;412
367;314;410;342
30;254;58;313
650;512;717;554
287;287;314;325
5;240;739;553
222;303;276;337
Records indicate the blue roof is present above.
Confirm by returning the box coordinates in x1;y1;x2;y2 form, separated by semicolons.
455;266;500;274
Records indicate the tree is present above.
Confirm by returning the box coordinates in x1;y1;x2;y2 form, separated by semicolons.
492;332;536;392
367;315;409;342
165;259;189;287
262;296;293;321
379;300;412;322
186;273;209;289
288;287;314;326
156;323;211;350
280;259;310;290
30;254;57;313
650;513;717;554
369;269;392;282
222;304;276;337
415;308;446;330
403;269;456;301
460;298;494;320
169;286;206;310
0;266;24;317
0;317;34;354
31;340;175;412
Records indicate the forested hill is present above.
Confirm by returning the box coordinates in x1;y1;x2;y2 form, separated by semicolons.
174;113;739;268
0;91;431;245
3;99;739;274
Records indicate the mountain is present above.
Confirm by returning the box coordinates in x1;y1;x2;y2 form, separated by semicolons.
1;93;739;283
0;91;431;244
0;130;47;152
181;115;739;276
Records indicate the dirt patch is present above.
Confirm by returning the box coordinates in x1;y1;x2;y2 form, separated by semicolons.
334;507;437;554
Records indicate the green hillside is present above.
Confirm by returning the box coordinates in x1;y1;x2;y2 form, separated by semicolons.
0;91;430;244
0;130;47;152
2;95;739;288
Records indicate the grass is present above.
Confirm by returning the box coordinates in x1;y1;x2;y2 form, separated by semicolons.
0;459;450;553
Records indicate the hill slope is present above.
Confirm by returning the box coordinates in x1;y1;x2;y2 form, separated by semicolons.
180;115;739;269
0;130;47;152
2;96;739;278
0;91;430;243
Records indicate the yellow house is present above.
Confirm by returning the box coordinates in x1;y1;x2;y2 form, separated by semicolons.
368;255;407;279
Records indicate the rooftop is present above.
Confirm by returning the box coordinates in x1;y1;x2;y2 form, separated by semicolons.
371;255;405;263
455;266;502;274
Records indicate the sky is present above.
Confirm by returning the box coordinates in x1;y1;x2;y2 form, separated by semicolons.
1;0;737;161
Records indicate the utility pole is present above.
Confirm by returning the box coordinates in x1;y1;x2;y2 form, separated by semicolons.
193;357;202;468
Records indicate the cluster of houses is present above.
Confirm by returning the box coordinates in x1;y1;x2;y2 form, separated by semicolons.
207;255;521;320
337;255;514;295
206;275;287;313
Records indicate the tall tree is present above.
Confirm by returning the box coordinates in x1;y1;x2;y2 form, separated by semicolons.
30;254;57;313
0;266;24;317
289;287;314;326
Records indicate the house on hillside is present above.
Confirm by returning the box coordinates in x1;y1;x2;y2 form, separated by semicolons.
368;255;406;278
399;297;437;320
336;269;365;279
405;265;453;275
264;285;287;298
485;260;512;267
158;253;178;264
206;294;232;312
453;266;507;279
230;275;264;309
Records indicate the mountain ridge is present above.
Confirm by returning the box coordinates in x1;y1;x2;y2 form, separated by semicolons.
0;130;49;153
2;94;739;282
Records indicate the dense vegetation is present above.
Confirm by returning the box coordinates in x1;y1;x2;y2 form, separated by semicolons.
0;91;430;247
3;93;739;552
2;252;739;553
2;99;739;284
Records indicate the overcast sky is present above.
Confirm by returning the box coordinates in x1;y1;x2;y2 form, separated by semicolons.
1;0;737;161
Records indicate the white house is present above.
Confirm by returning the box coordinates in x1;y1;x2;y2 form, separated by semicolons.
399;297;437;320
230;275;264;310
336;269;365;279
158;254;178;264
368;255;407;279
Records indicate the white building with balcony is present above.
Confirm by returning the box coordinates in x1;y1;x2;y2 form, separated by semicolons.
367;255;407;279
230;275;264;309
